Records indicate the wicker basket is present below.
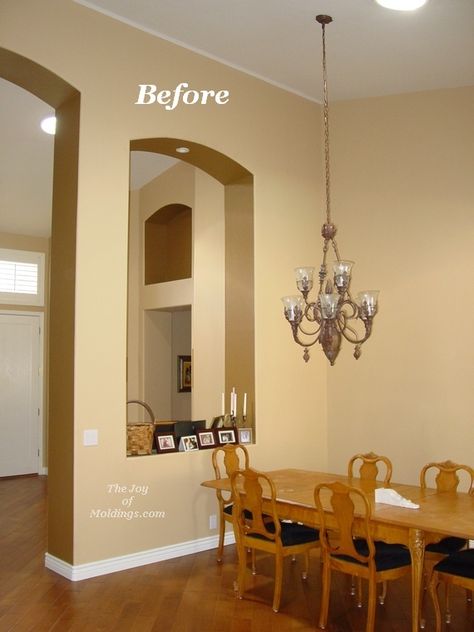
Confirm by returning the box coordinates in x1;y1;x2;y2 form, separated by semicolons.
126;400;155;456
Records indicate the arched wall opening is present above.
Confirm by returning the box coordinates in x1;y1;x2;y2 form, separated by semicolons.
129;138;255;434
0;47;80;564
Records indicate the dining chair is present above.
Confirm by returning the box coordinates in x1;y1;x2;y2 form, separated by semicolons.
314;480;411;632
429;548;474;632
348;451;393;486
419;459;474;628
347;451;393;605
231;467;320;613
211;444;250;562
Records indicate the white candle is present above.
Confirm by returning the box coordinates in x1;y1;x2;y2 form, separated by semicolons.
221;392;225;416
234;393;237;417
243;393;247;417
230;390;234;416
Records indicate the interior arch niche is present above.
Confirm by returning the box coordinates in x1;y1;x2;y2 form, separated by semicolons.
128;137;255;443
0;47;80;565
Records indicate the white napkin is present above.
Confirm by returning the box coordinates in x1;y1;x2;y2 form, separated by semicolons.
375;488;419;509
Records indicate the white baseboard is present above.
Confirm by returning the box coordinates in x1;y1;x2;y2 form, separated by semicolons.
39;467;48;475
45;531;236;581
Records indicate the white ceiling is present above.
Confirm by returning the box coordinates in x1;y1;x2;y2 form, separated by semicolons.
1;0;473;238
77;0;474;101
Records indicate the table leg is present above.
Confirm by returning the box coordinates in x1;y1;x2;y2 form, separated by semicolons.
408;528;425;632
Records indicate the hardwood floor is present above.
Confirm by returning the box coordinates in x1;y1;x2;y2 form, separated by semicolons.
0;475;472;631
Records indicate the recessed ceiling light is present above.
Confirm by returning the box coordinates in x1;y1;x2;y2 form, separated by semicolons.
175;146;190;154
375;0;429;10
40;116;56;135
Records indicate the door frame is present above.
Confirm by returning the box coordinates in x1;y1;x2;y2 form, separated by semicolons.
0;310;45;475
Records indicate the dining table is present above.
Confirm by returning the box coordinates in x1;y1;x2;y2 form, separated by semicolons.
201;467;474;632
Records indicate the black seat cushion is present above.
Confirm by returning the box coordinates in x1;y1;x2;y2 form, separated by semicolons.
248;521;319;546
426;536;467;554
224;504;252;520
434;549;474;579
333;539;411;572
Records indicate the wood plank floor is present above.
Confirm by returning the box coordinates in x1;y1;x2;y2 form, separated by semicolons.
0;475;472;631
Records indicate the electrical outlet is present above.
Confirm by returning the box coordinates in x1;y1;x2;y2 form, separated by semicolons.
209;514;217;530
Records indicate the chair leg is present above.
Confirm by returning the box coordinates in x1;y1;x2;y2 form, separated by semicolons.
366;579;377;632
467;588;472;603
378;581;387;605
429;575;442;632
217;514;226;562
301;551;309;580
235;542;247;600
251;548;257;575
318;557;331;630
444;583;451;624
272;552;284;613
357;577;363;608
350;575;356;595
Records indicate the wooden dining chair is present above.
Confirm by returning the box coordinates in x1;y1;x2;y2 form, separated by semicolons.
211;444;250;562
348;451;393;486
429;548;474;632
314;481;411;632
347;452;393;605
231;467;320;613
419;459;474;627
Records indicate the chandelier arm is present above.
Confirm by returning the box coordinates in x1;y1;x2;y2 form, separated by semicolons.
303;301;319;322
292;329;321;349
298;320;322;337
338;318;372;345
330;237;342;262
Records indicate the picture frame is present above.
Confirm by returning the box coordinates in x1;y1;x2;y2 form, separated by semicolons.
217;429;236;445
177;355;191;392
155;433;177;453
180;434;199;452
237;427;253;445
197;429;216;449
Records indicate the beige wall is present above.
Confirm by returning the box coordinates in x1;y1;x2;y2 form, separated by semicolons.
327;87;474;483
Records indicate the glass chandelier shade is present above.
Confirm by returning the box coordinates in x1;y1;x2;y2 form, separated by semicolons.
281;15;379;366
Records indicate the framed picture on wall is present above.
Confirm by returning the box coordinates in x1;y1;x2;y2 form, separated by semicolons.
177;355;191;392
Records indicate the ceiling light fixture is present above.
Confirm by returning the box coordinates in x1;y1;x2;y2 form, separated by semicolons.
40;116;56;135
175;146;190;154
281;15;379;366
375;0;428;10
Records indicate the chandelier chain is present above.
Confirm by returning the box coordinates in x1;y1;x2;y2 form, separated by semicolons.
321;21;331;226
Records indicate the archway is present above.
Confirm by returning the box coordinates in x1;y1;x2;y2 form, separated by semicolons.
0;47;80;564
129;137;255;436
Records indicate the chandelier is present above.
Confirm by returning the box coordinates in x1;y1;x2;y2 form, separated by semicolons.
281;15;379;366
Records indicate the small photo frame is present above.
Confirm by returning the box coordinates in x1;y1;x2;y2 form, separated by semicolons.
178;355;191;392
237;427;253;445
155;433;177;453
217;429;236;445
180;434;199;452
197;430;216;449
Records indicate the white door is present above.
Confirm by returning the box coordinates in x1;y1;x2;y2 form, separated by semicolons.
0;312;41;476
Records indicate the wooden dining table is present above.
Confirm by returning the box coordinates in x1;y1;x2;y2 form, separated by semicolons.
201;468;474;631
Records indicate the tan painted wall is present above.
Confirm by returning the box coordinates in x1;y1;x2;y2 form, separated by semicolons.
2;0;324;565
327;87;474;484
